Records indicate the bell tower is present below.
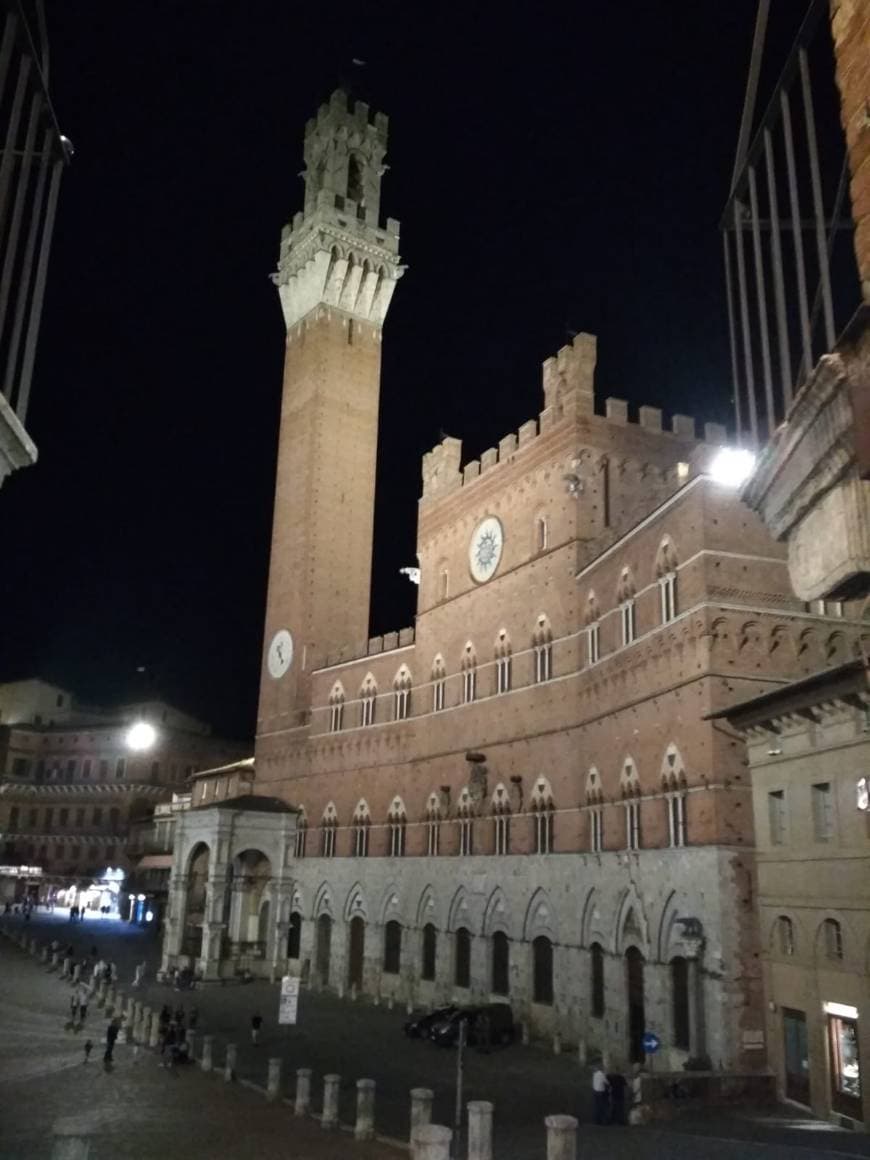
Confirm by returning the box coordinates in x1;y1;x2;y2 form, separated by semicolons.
257;89;402;740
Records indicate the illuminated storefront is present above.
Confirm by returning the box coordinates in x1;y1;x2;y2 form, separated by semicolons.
825;1002;861;1120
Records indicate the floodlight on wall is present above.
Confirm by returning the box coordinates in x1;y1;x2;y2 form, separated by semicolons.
708;447;756;488
126;721;157;752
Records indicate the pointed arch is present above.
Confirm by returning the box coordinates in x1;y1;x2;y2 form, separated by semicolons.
387;795;407;857
352;798;372;858
620;757;641;797
491;781;512;855
494;629;512;694
616;566;636;604
359;672;377;727
580;887;606;948
312;881;335;920
393;664;412;720
416;883;440;929
483;884;511;937
585;766;603;804
431;653;447;712
343;881;370;922
614;886;650;956
660;744;687;791
654;536;679;579
523;886;558;942
378;882;402;925
460;641;477;703
328;681;345;733
447;884;473;933
533;614;554;682
584;591;600;625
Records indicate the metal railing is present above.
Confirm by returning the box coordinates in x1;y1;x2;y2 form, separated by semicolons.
721;0;861;448
0;1;68;425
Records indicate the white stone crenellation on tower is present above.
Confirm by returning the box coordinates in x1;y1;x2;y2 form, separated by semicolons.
273;89;403;331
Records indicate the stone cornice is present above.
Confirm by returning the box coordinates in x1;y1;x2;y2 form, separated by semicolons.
0;781;168;798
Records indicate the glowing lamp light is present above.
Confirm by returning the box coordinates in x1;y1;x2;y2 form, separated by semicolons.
126;721;157;751
709;447;756;488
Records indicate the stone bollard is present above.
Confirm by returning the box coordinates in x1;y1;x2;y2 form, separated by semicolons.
411;1124;452;1160
577;1038;587;1066
72;963;81;984
106;986;116;1015
51;951;59;970
29;937;37;954
355;1078;376;1141
321;1073;340;1129
224;1043;237;1082
200;1034;214;1072
133;1005;144;1042
410;1087;434;1134
96;980;107;1008
521;1022;530;1046
186;1031;196;1062
267;1057;282;1101
41;946;48;964
406;998;414;1015
553;1031;562;1056
295;1068;312;1116
545;1115;578;1160
467;1101;493;1160
149;1014;161;1049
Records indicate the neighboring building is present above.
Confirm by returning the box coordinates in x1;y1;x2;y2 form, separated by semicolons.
125;789;193;928
0;1;70;488
715;659;870;1128
723;0;870;602
0;678;246;910
161;88;867;1072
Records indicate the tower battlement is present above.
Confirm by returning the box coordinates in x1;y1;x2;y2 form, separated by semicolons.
420;332;727;501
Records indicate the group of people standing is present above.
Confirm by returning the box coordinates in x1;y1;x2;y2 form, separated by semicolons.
157;1003;198;1067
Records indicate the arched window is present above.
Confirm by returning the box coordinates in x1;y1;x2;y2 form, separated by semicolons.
432;656;447;712
621;759;642;851
495;630;512;694
329;682;345;732
422;923;437;980
590;942;605;1017
585;593;601;664
656;538;679;623
531;778;555;854
535;515;549;554
533;615;553;683
320;803;338;858
671;957;690;1050
347;154;363;203
360;674;377;727
439;567;449;602
661;745;687;848
425;792;442;856
457;787;475;856
533;935;554;1005
294;809;308;859
353;800;371;858
491;784;511;855
287;912;302;959
822;918;844;961
388;796;407;858
394;666;412;721
491;931;509;996
586;767;604;853
461;644;477;704
383;920;402;974
776;915;795;957
454;926;471;988
617;568;637;646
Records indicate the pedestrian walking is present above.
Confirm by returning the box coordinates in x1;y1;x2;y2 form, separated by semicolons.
607;1066;628;1125
250;1012;263;1044
159;1004;171;1029
69;992;79;1026
132;961;145;988
174;1005;185;1027
104;1018;120;1066
592;1061;610;1125
77;982;92;1023
83;1039;93;1064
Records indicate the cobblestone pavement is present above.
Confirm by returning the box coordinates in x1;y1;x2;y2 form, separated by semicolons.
5;912;870;1160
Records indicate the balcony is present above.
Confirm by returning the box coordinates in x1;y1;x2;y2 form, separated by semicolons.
722;0;870;600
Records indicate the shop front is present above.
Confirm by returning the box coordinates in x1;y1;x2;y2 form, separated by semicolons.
825;1002;862;1121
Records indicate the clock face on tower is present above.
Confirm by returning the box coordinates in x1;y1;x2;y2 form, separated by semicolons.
469;516;504;584
267;629;294;679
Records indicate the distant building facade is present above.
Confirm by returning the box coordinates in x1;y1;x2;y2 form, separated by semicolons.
717;660;870;1128
0;678;245;910
161;88;868;1073
0;1;70;488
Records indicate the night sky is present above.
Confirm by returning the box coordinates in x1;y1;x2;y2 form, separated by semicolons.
1;2;812;740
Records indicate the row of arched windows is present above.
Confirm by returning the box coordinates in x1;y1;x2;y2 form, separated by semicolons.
773;914;846;962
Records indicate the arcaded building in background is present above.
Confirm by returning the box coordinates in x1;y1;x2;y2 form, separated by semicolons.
162;88;866;1071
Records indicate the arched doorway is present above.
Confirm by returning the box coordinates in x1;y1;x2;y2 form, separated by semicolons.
348;915;365;989
182;843;210;958
287;912;302;960
316;914;332;985
625;946;646;1063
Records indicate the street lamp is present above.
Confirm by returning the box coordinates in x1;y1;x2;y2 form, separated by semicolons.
125;721;157;752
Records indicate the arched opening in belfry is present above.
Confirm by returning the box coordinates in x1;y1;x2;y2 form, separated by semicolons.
182;842;210;958
347;154;364;203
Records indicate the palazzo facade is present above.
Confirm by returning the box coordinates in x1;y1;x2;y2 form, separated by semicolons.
162;89;866;1071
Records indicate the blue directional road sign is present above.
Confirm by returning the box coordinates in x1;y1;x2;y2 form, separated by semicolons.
641;1031;661;1054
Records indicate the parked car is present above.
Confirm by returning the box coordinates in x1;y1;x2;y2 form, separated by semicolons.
429;1003;515;1048
404;1005;457;1039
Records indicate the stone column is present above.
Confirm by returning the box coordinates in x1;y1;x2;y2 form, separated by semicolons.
355;1078;376;1140
295;1067;312;1116
321;1073;341;1129
467;1100;493;1160
271;919;289;984
162;872;189;970
224;1043;237;1082
688;954;707;1062
200;1034;214;1072
149;1014;161;1049
544;1115;577;1160
267;1057;282;1101
199;920;226;982
411;1124;451;1160
410;1087;434;1134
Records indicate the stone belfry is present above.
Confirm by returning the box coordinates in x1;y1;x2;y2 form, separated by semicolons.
257;89;402;739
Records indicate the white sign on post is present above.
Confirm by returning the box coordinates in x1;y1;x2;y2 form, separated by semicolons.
279;975;300;1025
